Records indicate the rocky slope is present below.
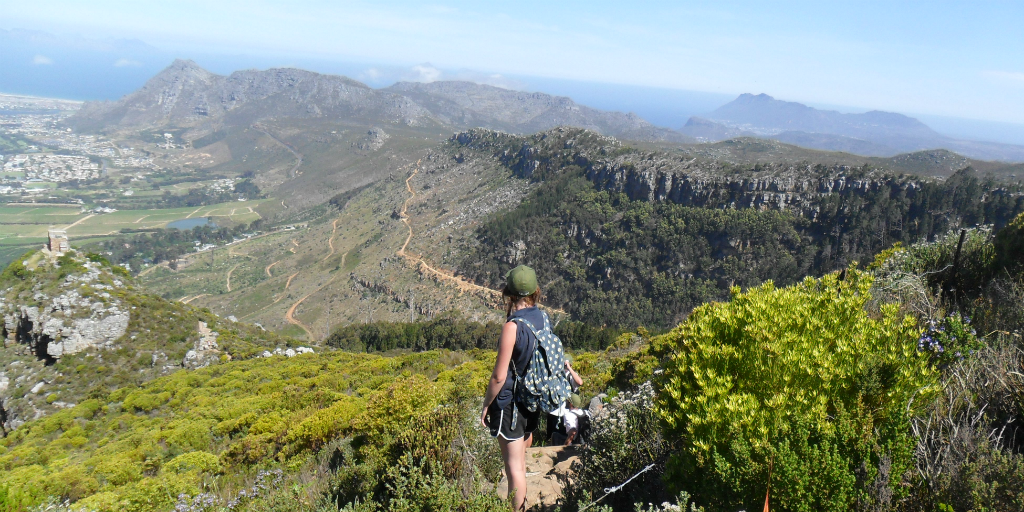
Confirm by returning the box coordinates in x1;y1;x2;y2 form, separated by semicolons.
445;128;1024;327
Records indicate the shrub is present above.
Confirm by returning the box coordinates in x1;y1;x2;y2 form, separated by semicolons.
379;455;506;512
286;397;365;452
0;251;32;285
163;451;221;475
904;341;1024;511
655;268;936;512
916;312;983;367
994;211;1024;273
561;382;675;511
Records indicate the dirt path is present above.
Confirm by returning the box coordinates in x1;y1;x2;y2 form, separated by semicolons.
397;161;502;299
62;214;95;230
396;163;567;317
184;206;205;219
323;218;340;262
285;252;346;339
181;294;208;304
496;446;577;508
226;263;240;292
395;161;569;317
255;124;303;179
265;260;281;277
136;263;165;277
285;272;299;289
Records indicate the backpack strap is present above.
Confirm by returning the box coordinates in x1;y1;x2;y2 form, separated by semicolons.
510;316;541;337
508;317;538;379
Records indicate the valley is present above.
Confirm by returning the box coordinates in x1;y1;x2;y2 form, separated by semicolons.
2;59;1024;512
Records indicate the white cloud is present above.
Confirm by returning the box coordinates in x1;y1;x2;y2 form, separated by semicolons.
983;70;1024;85
113;58;141;67
32;54;52;65
408;63;442;83
362;68;382;80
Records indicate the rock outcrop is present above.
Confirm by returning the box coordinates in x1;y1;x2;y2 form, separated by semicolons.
183;321;220;369
1;261;129;361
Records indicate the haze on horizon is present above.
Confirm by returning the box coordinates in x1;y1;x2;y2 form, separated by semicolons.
2;0;1023;134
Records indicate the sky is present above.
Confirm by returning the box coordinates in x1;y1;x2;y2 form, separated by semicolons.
2;0;1024;126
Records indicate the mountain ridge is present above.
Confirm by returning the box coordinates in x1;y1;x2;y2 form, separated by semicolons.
681;93;1024;162
70;59;684;143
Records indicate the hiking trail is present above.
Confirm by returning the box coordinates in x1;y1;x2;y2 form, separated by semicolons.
226;263;240;292
496;445;577;509
397;162;567;316
265;260;281;277
285;252;346;339
397;161;501;298
323;218;340;262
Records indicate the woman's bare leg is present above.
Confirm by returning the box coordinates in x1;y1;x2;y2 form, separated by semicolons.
524;431;533;449
499;436;527;511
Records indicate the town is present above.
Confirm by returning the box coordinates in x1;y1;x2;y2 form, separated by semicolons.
3;153;101;182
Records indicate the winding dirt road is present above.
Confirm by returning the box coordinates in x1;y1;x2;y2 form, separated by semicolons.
397;161;502;299
285;272;299;289
226;263;240;292
323;219;340;262
265;260;281;277
254;124;303;179
284;252;346;340
397;161;567;316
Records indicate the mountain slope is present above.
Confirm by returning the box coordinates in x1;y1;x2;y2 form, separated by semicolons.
70;59;434;132
709;93;940;142
445;128;1024;327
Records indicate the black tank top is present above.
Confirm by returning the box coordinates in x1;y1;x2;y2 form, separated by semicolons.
495;306;544;409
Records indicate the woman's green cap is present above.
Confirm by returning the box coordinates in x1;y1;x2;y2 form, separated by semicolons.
504;265;538;296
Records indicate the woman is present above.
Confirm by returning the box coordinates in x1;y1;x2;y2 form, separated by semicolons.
481;264;544;511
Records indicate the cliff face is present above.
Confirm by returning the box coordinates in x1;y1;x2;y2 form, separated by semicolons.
450;127;1021;224
449;128;1024;330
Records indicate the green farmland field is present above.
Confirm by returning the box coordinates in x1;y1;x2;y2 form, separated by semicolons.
0;199;269;240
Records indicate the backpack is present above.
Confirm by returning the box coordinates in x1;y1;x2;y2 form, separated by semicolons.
509;311;572;415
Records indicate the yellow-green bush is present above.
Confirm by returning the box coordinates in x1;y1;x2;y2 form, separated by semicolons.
656;269;937;511
0;350;497;511
162;451;221;475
